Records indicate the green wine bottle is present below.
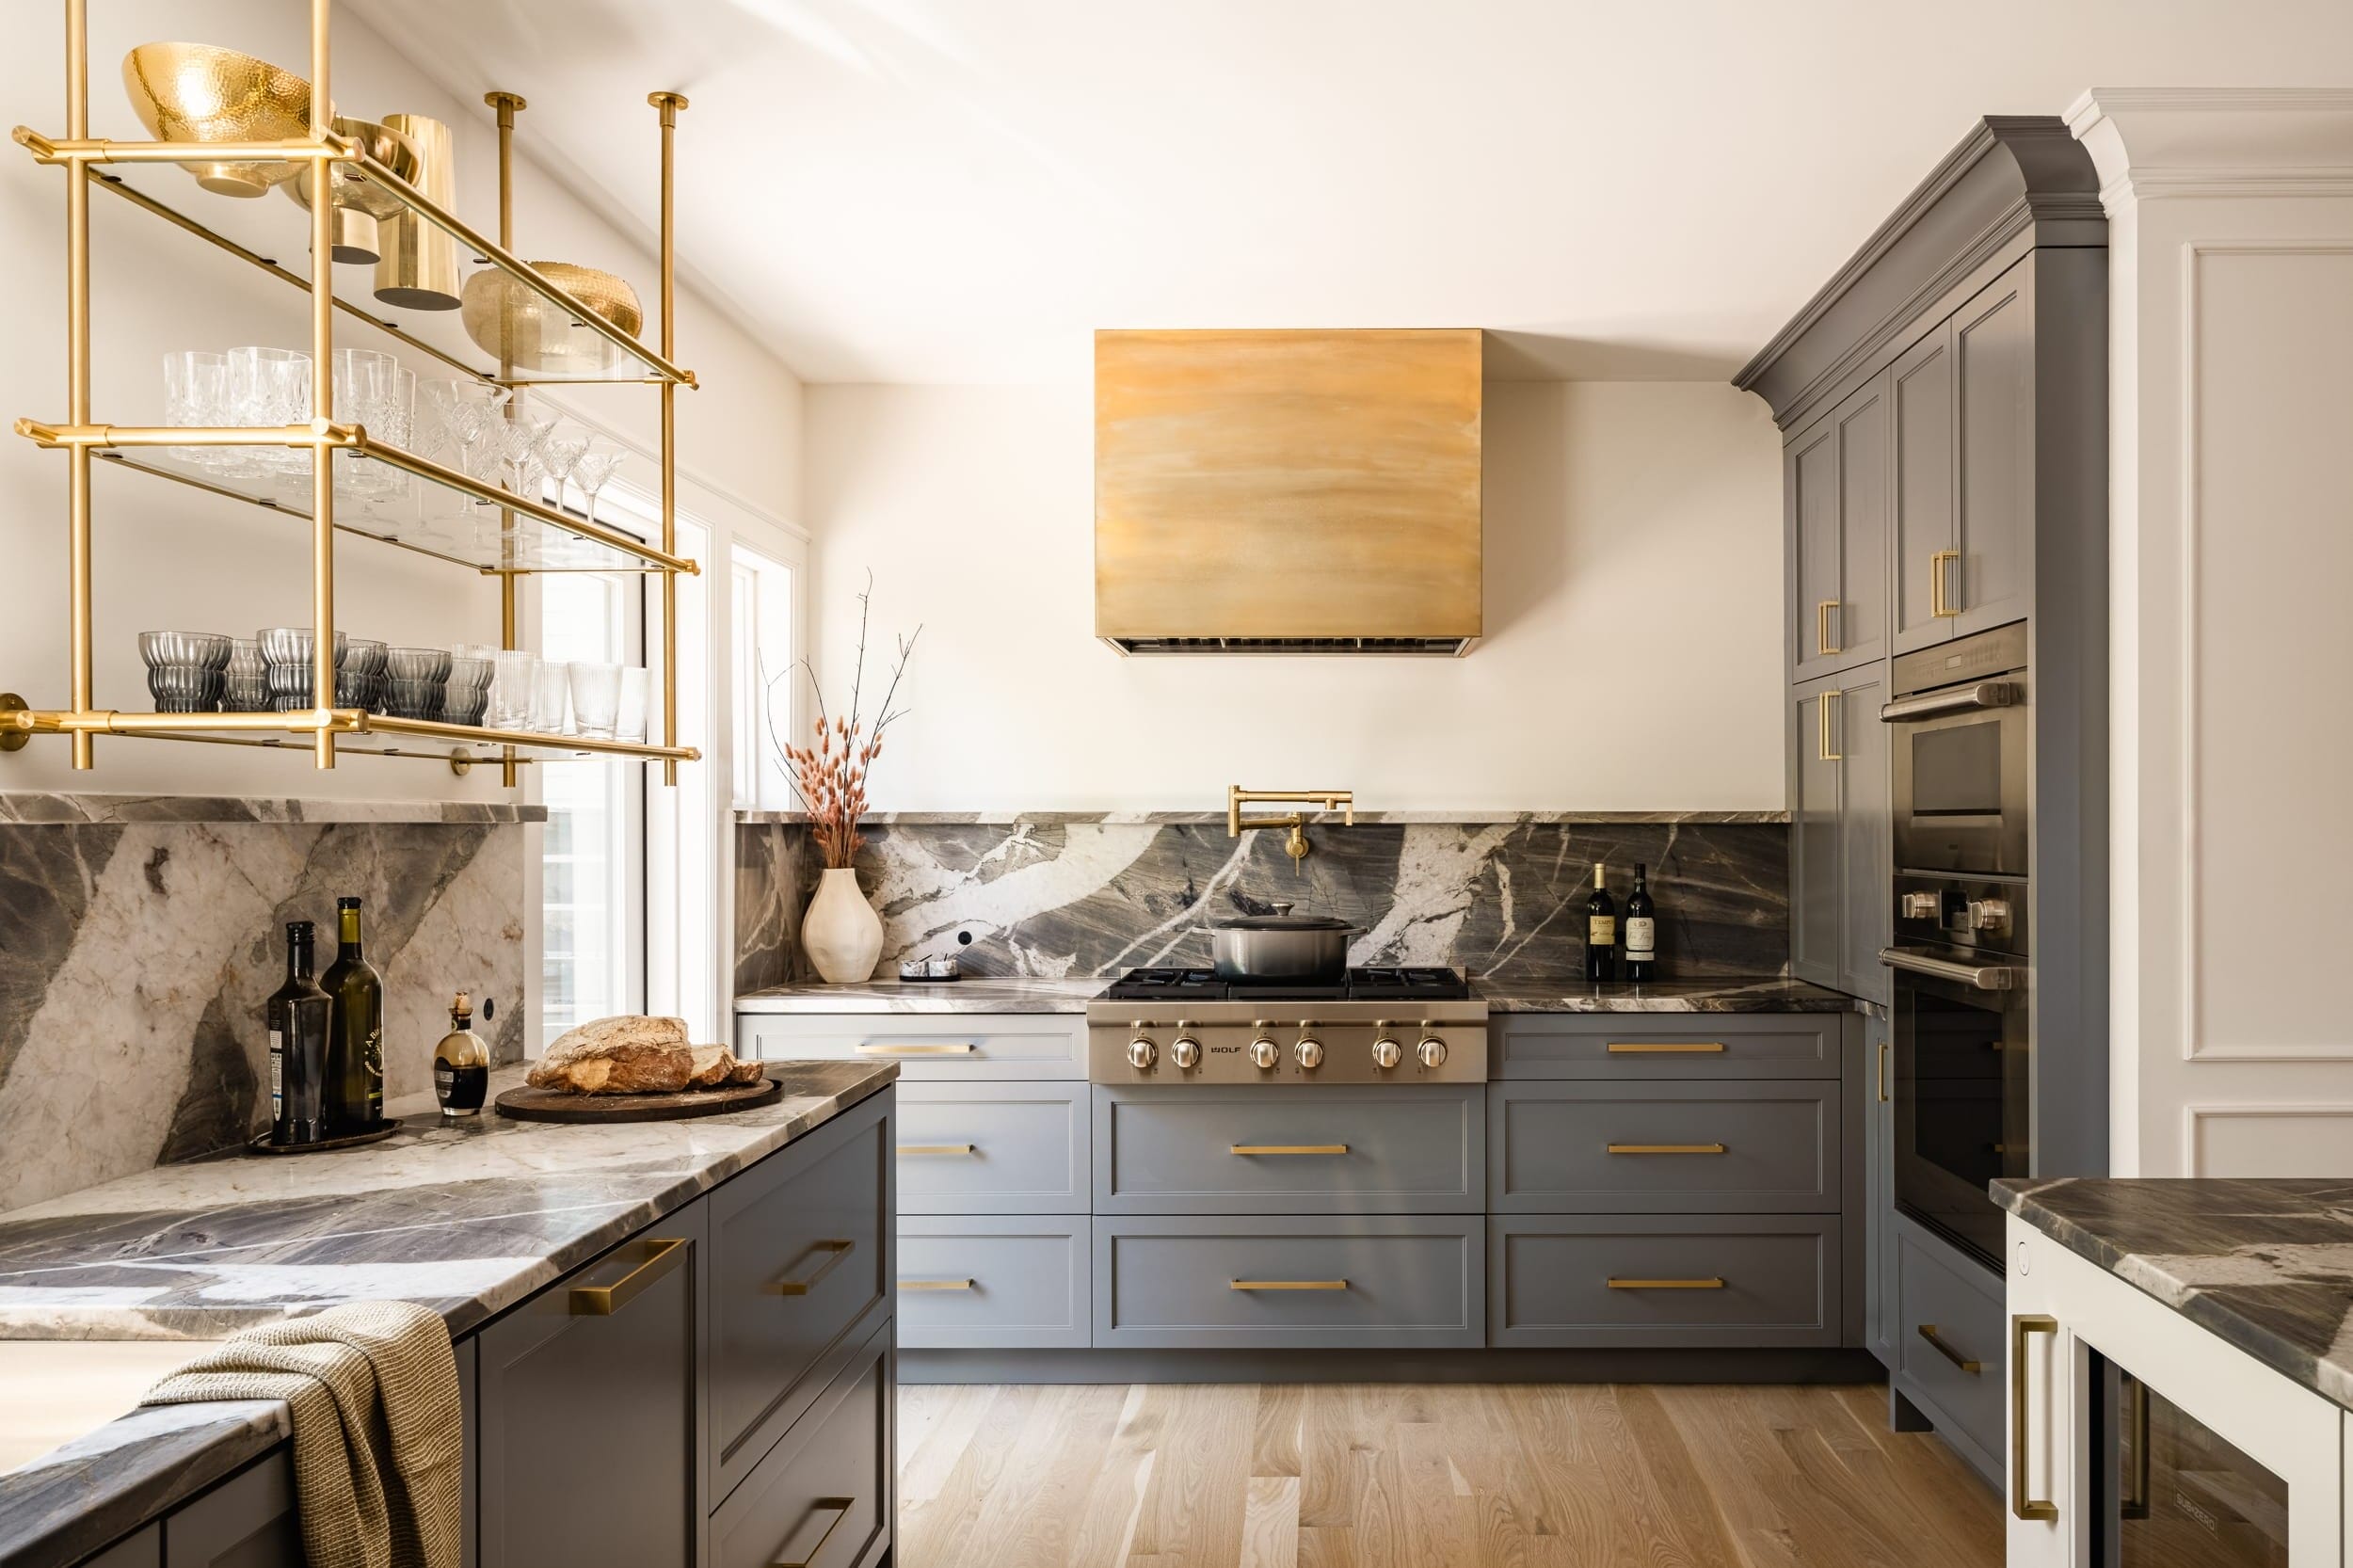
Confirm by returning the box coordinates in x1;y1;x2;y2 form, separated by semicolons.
321;896;385;1132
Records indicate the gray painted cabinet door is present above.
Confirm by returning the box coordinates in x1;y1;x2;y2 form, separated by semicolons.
1787;677;1842;989
162;1452;298;1568
1890;322;1958;655
1835;664;1891;1005
1864;1013;1897;1369
1786;415;1841;682
1788;376;1889;681
1953;258;2036;637
477;1205;705;1568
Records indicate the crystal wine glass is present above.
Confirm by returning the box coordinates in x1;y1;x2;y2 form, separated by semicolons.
569;438;627;526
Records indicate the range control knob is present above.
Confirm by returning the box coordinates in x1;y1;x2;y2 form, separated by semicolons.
1371;1035;1403;1070
1126;1034;1157;1070
1294;1036;1324;1071
1971;897;2013;932
1170;1034;1202;1070
1901;891;1942;920
1417;1035;1449;1069
1248;1036;1280;1070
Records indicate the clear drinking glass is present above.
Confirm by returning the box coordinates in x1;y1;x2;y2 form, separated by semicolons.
490;648;538;728
616;667;649;742
568;660;622;740
162;350;227;466
420;380;509;486
532;659;571;734
226;347;313;478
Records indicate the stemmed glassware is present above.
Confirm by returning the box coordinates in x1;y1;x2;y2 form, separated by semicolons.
420;380;510;488
538;426;588;515
569;438;626;525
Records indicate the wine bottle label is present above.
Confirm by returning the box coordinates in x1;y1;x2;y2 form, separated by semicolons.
268;1031;284;1117
1589;916;1617;946
1625;918;1657;956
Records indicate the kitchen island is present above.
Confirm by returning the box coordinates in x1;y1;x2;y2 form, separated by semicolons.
0;1061;898;1568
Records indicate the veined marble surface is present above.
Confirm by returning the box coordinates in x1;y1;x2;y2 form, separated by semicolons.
0;793;545;824
0;1061;896;1340
733;975;1853;1016
738;976;1107;1014
0;1062;891;1568
736;817;1790;994
1994;1177;2353;1412
736;808;1791;825
0;816;526;1211
1477;977;1856;1014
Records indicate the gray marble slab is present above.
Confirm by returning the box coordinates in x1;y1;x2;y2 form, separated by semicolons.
0;1400;288;1568
1476;977;1857;1014
737;977;1107;1015
736;808;1791;825
0;793;546;824
1994;1176;2353;1412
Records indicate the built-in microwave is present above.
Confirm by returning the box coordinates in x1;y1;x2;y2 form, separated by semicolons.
1886;621;2028;878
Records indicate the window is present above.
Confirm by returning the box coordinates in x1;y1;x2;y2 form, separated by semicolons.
538;571;643;1037
731;542;799;811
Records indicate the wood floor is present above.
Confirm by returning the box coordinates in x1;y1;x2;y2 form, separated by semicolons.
896;1382;2001;1568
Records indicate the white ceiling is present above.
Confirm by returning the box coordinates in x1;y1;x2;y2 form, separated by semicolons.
353;0;2353;384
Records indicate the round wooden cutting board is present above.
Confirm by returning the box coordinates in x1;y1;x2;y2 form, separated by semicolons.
493;1074;784;1124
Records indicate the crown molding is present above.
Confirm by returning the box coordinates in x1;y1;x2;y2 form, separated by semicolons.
2070;88;2353;206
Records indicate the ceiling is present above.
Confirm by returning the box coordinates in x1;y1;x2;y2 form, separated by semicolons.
352;0;2353;384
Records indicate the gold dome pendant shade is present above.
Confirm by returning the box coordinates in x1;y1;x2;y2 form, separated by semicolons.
283;117;422;264
460;264;643;375
120;42;315;199
373;113;462;310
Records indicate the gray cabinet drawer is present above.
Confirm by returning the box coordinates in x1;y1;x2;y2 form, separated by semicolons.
166;1449;298;1568
897;1082;1088;1214
1490;1215;1839;1347
1094;1215;1484;1349
1894;1219;2005;1469
1094;1085;1483;1214
712;1320;891;1568
1495;1013;1839;1080
708;1092;892;1504
896;1216;1089;1348
1489;1080;1838;1213
737;1012;1084;1080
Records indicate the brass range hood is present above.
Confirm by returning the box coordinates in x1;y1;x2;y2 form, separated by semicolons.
1094;328;1482;655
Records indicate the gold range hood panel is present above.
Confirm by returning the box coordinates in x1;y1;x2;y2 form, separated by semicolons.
1095;328;1482;655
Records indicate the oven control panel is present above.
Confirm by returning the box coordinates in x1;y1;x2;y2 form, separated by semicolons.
1892;873;2028;960
1084;1002;1490;1085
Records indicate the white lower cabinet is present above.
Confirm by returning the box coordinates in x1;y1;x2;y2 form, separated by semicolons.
2008;1217;2344;1567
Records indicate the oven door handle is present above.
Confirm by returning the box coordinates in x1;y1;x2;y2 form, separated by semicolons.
1878;682;2015;722
1879;947;2026;991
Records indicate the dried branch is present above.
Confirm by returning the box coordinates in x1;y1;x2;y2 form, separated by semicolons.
759;574;921;872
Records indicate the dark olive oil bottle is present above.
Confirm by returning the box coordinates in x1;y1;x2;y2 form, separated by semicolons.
320;897;384;1132
265;920;330;1145
433;992;489;1116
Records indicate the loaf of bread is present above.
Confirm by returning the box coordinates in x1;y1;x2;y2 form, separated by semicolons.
526;1016;770;1096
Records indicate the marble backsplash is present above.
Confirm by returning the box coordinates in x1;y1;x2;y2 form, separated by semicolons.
737;812;1790;992
0;796;532;1213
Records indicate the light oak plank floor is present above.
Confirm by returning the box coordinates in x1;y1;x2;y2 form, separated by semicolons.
897;1382;2000;1568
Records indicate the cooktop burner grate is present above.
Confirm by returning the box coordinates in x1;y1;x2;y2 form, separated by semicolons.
1101;966;1471;1002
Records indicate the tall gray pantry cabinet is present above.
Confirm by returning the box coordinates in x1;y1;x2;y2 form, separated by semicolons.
1736;113;2111;1483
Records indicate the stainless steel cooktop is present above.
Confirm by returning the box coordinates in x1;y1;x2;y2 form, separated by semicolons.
1085;971;1488;1085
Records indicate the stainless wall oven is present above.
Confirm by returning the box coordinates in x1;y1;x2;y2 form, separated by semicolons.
1882;621;2032;1272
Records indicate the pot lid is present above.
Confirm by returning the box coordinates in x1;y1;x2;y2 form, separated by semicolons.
1214;902;1353;932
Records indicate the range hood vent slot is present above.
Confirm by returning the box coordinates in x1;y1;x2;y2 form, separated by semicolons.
1111;634;1473;657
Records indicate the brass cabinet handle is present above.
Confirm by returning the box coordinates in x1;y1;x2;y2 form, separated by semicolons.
1605;1143;1727;1155
2011;1313;2060;1522
1877;1040;1891;1103
568;1236;689;1317
899;1277;974;1292
1818;689;1843;761
856;1042;975;1056
770;1238;855;1297
1607;1276;1724;1290
1916;1322;1982;1374
770;1497;855;1568
1606;1041;1724;1054
897;1144;975;1156
1229;1144;1349;1156
1931;549;1961;617
1230;1279;1348;1291
1816;599;1842;656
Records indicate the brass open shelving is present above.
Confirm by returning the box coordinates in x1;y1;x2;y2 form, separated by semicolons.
4;0;702;782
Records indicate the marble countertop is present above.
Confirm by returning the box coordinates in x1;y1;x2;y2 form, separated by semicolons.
735;974;1852;1016
1994;1177;2353;1412
0;1059;895;1568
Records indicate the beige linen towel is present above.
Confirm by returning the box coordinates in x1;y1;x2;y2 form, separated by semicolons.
141;1299;461;1568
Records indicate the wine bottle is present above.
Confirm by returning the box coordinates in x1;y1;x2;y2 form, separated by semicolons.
433;991;489;1117
264;920;330;1145
321;897;385;1132
1623;863;1657;983
1585;861;1617;982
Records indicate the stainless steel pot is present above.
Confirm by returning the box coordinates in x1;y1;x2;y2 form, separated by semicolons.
1208;904;1361;982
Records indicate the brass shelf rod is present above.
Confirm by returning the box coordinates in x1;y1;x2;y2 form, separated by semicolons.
0;703;697;762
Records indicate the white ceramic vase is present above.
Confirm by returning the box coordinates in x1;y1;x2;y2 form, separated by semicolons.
802;866;884;984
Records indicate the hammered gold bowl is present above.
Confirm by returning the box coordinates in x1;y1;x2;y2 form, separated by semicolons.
121;42;315;199
460;264;645;373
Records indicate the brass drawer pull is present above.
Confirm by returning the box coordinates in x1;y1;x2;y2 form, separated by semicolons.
1816;599;1842;656
1877;1040;1890;1103
1607;1276;1724;1289
1916;1322;1982;1375
897;1144;975;1156
1606;1143;1727;1155
1818;688;1843;761
1606;1042;1725;1054
856;1042;975;1056
2011;1314;2059;1522
771;1496;855;1568
1229;1144;1349;1156
770;1238;855;1296
1230;1279;1349;1291
1931;549;1962;617
569;1236;690;1317
899;1277;974;1292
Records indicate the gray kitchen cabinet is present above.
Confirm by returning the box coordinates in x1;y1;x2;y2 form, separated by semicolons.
163;1449;297;1568
1834;664;1891;1005
1951;259;2036;638
1787;373;1891;682
1889;322;1957;654
1891;1215;2006;1482
1489;1214;1841;1349
896;1215;1089;1349
1788;677;1843;989
1492;1013;1841;1080
1488;1080;1837;1215
709;1321;891;1568
895;1080;1089;1215
477;1205;707;1568
1863;1012;1896;1369
83;1525;159;1568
